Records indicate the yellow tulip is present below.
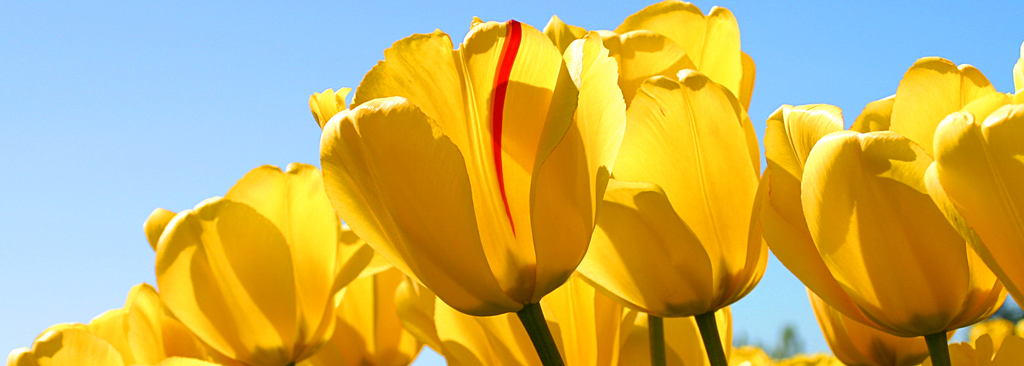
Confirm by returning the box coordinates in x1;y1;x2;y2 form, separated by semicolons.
309;88;351;129
618;308;731;366
970;319;1015;354
301;267;423;366
394;274;628;366
810;289;934;366
156;163;374;366
319;18;625;323
775;354;843;366
926;104;1024;305
1014;41;1023;93
922;333;1024;366
729;346;772;366
542;0;755;108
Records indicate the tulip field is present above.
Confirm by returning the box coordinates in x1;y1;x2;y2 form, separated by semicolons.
4;1;1024;366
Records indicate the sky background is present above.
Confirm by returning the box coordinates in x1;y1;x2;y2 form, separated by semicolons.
2;0;1022;364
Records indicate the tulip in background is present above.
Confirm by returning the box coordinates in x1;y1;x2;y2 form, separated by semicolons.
154;163;378;366
618;308;731;366
921;334;1024;366
318;15;627;365
809;290;935;366
969;319;1016;355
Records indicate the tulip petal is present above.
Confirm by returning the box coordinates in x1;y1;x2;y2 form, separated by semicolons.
434;299;539;366
616;1;708;69
87;309;132;364
6;348;33;366
156;198;297;364
933;105;1024;303
614;71;760;310
601;30;696;106
320;97;517;315
579;180;714;316
543;15;587;53
889;57;997;156
809;290;932;366
618;308;731;366
144;209;177;252
123;284;167;365
529;32;626;303
850;95;894;133
738;51;755;110
540;275;624;366
1014;42;1023;93
395;277;444;353
155;358;223;366
697;7;743;100
31;329;124;366
802;131;972;335
310;88;351;129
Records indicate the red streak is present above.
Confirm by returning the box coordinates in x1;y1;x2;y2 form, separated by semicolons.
492;20;521;237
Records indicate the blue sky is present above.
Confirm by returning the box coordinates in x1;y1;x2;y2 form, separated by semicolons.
1;0;1022;364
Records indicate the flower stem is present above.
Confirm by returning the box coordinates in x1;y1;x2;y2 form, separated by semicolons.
695;311;728;366
517;303;565;366
649;315;667;366
925;332;951;366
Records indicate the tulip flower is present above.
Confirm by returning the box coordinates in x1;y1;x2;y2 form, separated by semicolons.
810;289;934;366
394;274;628;366
970;319;1015;354
729;346;771;366
301;267;423;366
618;308;731;366
576;69;765;366
319;18;626;365
542;0;755;108
926;105;1024;305
156;163;375;366
922;333;1024;366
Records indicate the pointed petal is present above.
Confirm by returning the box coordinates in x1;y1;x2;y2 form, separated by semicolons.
1014;41;1023;93
889;57;997;156
320;97;517;315
697;7;743;100
156;198;297;365
850;95;894;133
802;131;975;335
578;180;714;316
310;88;351;129
615;1;708;67
144;209;177;252
31;329;124;366
123;284;167;365
602;30;695;106
738;51;755;110
530;32;626;302
542;15;587;53
86;309;131;365
614;71;760;309
933;105;1024;304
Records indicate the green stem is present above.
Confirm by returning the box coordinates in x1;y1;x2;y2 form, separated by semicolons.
695;311;728;366
925;332;951;366
517;303;565;366
648;315;667;366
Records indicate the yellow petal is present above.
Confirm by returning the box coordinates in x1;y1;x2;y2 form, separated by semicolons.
971;319;1015;354
801;131;980;335
1014;41;1023;93
7;348;35;366
889;57;997;156
394;277;444;353
696;7;743;100
144;208;177;252
539;275;625;366
993;335;1024;366
738;51;755;110
320;97;517;315
810;289;932;366
86;310;131;364
730;346;771;366
850;95;894;133
156;198;298;365
153;358;223;366
310;88;351;129
307;268;423;366
616;1;707;65
761;105;872;324
612;71;760;312
618;308;731;366
542;15;587;53
933;105;1024;304
123;284;167;365
601;30;696;106
434;299;539;366
579;180;714;316
224;163;340;346
529;32;626;303
31;329;124;366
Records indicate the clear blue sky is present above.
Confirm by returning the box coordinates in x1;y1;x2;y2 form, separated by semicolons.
2;0;1022;364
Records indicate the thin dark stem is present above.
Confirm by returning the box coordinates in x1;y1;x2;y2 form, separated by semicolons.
516;303;566;366
648;315;667;366
695;311;728;366
925;332;951;366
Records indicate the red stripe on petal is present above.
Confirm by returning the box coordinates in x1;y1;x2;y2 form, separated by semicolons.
492;20;522;237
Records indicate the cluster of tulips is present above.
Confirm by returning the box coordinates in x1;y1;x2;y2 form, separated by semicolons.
8;1;1024;366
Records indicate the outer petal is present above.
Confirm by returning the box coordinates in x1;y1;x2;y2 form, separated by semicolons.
760;105;871;324
617;308;731;366
144;208;177;252
435;300;538;366
156;198;298;365
971;319;1015;354
395;277;444;353
31;329;124;366
310;88;351;129
542;15;587;53
801;131;976;336
123;284;167;365
305;268;423;366
738;51;755;110
578;180;715;316
540;275;625;366
933;105;1024;304
613;71;759;311
1014;41;1023;93
850;96;894;133
154;358;224;366
320;97;517;315
889;57;997;156
529;32;626;303
7;348;34;366
601;30;696;106
810;290;932;366
696;7;743;101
